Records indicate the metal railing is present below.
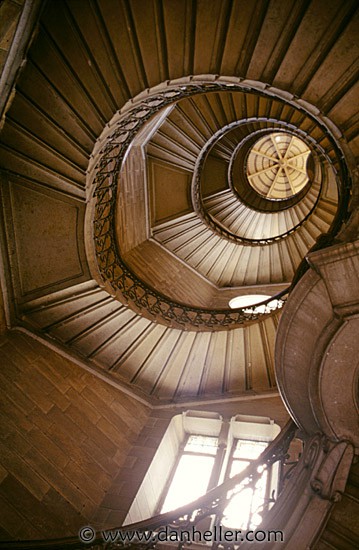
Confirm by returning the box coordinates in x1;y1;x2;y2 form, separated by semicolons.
0;420;298;550
89;81;351;331
192;123;324;244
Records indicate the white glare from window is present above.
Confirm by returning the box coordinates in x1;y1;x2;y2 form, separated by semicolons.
184;435;218;455
161;436;217;513
222;439;269;530
228;294;282;313
233;440;267;460
160;434;277;532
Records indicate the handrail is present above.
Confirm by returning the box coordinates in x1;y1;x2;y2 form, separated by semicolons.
88;79;351;331
192;121;324;244
0;420;297;549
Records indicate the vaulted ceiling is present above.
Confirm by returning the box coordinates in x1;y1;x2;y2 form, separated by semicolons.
0;0;357;405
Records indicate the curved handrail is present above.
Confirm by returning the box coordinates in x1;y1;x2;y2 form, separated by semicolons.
87;78;351;330
192;121;325;244
0;420;297;549
230;128;315;213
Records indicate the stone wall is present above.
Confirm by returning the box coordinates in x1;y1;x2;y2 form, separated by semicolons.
0;329;289;540
0;330;150;540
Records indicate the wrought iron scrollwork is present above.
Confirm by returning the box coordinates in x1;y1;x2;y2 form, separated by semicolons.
88;78;351;330
109;423;297;550
191;121;326;245
15;420;295;550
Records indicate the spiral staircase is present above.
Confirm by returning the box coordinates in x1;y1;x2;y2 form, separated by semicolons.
2;75;344;403
0;0;358;547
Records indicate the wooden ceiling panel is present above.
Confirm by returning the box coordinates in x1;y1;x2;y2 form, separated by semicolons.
220;0;269;75
347;134;359;162
246;0;304;83
41;1;118;120
161;0;194;78
128;0;169;85
273;0;357;96
65;0;131;103
116;145;148;254
0;120;85;186
123;240;215;308
0;0;356;407
20;280;282;403
16;61;96;152
29;29;105;136
201;155;228;197
328;80;359;137
170;105;209;148
148;157;192;225
178;98;220;141
300;10;359;111
3;180;88;301
0;143;86;198
8;93;89;171
192;0;230;75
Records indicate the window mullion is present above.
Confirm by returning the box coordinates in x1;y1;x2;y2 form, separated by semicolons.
207;419;230;491
207;442;226;491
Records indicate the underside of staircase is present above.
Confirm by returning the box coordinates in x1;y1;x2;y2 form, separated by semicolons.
0;0;358;545
1;0;358;407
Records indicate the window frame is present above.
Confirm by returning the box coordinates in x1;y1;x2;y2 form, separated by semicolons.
220;436;278;530
124;411;280;528
157;433;220;514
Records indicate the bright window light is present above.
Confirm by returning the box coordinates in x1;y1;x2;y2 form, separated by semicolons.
233;440;267;460
229;294;283;313
161;454;215;512
222;470;268;530
160;433;274;531
184;435;218;455
126;414;281;528
222;439;269;530
228;294;271;309
161;435;218;513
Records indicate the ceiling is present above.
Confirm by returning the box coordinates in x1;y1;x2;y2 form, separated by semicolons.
0;0;357;405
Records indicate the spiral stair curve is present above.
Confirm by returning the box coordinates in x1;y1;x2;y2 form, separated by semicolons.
146;93;339;292
0;0;356;409
0;0;358;547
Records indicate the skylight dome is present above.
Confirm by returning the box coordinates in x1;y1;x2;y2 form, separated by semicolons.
247;132;311;200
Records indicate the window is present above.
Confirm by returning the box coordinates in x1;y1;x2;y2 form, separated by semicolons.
222;438;272;530
228;294;283;313
124;412;280;531
161;435;218;513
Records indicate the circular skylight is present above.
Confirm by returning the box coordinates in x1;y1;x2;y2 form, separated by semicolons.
246;133;311;200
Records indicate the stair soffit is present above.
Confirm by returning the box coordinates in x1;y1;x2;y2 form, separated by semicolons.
0;1;357;404
86;79;348;324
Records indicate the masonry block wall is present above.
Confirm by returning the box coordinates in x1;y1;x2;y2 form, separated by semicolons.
0;330;150;541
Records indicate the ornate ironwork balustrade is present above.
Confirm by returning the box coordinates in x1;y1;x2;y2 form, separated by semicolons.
87;78;351;331
0;421;298;550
